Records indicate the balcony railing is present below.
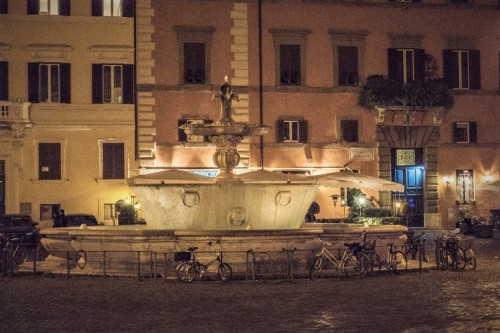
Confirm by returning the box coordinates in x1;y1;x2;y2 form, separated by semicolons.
0;100;31;123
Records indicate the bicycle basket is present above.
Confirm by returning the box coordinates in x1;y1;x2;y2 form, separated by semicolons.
174;252;191;261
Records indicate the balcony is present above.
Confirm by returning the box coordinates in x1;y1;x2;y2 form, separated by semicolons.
0;100;33;138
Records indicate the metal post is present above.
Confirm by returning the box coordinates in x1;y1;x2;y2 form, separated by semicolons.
103;251;107;279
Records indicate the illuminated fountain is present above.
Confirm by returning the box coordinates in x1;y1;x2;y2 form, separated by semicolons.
130;77;319;230
38;77;407;277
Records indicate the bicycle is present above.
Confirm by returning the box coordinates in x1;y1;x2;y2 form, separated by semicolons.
459;237;476;270
176;239;233;283
310;238;369;280
403;231;430;262
435;232;465;270
366;236;407;275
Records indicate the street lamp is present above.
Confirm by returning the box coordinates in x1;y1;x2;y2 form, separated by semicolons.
358;196;366;217
341;199;346;218
330;195;340;218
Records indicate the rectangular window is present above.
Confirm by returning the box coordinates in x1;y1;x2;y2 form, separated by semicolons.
28;63;71;103
28;0;70;16
0;0;7;14
39;143;61;180
92;64;133;104
277;120;308;143
102;65;123;103
103;143;124;179
443;49;480;90
184;43;205;84
40;204;59;221
456;169;474;205
340;120;359;143
92;0;133;17
453;122;477;144
104;203;117;220
280;45;301;85
0;62;7;101
338;46;358;86
388;48;425;84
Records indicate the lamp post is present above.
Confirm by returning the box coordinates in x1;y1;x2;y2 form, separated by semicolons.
330;195;340;219
341;199;346;218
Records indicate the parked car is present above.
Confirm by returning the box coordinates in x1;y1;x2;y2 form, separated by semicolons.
65;214;99;227
0;214;39;245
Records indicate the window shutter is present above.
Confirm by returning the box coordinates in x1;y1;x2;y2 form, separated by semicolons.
59;0;70;16
28;63;40;103
277;120;284;143
27;0;38;15
0;62;8;101
92;64;103;104
103;143;124;179
299;120;308;144
122;65;134;104
452;122;458;143
443;50;457;88
469;122;477;143
60;63;71;103
414;49;426;82
122;0;135;17
178;119;188;142
39;143;61;180
92;0;102;16
469;50;481;90
387;48;400;82
0;0;7;14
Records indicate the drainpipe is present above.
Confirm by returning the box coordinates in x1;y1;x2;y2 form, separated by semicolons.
258;0;264;169
133;1;138;161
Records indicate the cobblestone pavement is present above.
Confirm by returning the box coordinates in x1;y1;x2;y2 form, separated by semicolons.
0;238;498;333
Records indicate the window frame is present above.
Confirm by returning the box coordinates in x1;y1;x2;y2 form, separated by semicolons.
92;0;134;17
28;62;71;104
27;0;70;16
92;64;134;104
174;26;215;87
453;122;477;144
340;120;359;143
277;119;308;144
101;141;125;180
443;49;481;90
456;169;474;205
270;29;310;87
37;141;65;181
387;48;425;84
330;30;367;87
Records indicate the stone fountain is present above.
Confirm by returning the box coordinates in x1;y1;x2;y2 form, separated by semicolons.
37;78;407;278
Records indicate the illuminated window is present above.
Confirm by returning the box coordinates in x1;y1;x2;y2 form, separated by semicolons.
28;63;71;103
277;120;308;143
104;203;117;220
388;48;425;84
27;0;70;16
92;0;134;17
92;64;134;104
443;49;481;90
456;170;474;204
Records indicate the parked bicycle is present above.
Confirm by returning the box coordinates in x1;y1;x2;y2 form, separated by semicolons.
459;236;476;270
0;234;30;268
310;237;369;280
364;236;407;275
176;239;233;283
435;233;476;271
403;231;430;262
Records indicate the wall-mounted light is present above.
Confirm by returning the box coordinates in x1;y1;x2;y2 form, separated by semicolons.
484;175;493;183
444;176;451;188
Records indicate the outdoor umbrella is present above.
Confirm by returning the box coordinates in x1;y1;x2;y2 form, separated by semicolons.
475;180;500;192
310;170;405;192
128;169;214;185
237;169;317;184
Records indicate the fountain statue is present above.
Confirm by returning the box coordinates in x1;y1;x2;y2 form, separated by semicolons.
130;77;319;230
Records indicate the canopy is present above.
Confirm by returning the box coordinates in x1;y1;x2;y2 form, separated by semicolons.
310;170;404;192
129;170;214;185
475;180;500;192
237;169;317;184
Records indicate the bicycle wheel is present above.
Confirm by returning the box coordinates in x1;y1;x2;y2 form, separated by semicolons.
438;247;449;270
464;248;476;270
368;253;383;276
14;246;28;265
389;251;407;275
310;255;323;280
176;262;197;283
456;247;466;270
218;263;233;282
344;253;368;279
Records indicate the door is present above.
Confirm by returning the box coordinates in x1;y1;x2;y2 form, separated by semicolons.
393;166;425;227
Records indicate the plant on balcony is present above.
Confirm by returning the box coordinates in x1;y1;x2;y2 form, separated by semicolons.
358;75;454;110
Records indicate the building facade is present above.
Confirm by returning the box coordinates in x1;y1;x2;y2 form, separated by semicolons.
0;0;138;227
136;0;500;229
